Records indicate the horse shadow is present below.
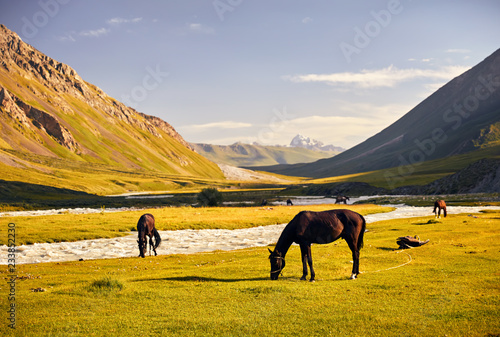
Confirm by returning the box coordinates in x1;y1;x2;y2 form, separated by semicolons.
132;276;268;283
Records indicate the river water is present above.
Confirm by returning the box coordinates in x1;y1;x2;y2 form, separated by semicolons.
1;201;499;265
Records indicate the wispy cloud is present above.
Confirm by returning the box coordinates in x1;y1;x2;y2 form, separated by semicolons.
188;23;215;35
302;17;313;24
58;17;144;42
106;17;143;25
284;65;471;88
185;121;252;130
446;48;471;54
79;28;110;38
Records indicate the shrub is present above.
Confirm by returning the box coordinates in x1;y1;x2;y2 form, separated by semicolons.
197;188;223;207
88;277;124;292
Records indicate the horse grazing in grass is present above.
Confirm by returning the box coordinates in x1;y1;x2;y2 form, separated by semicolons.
286;199;293;206
335;196;350;204
268;209;366;281
433;200;447;218
137;213;162;258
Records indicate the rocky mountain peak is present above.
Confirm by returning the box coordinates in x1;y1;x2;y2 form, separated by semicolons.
290;134;345;152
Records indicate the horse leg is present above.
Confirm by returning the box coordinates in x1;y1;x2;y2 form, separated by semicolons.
299;244;308;280
151;236;158;256
149;236;154;256
300;244;315;282
346;239;360;279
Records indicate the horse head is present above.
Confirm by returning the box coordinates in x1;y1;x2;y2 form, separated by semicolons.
137;239;146;258
268;248;285;280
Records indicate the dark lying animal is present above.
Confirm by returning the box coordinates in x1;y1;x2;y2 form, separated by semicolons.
433;200;447;218
137;213;161;258
261;199;268;206
268;209;366;281
397;235;429;249
335;196;350;204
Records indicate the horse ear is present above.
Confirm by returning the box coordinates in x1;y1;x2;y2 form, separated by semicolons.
268;248;273;254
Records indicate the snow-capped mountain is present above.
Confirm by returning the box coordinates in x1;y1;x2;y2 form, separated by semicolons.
290;134;345;152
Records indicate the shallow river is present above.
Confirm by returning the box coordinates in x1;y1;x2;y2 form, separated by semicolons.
1;202;499;265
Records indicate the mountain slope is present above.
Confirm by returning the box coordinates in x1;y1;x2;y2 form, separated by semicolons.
191;142;337;167
0;24;224;186
260;48;500;178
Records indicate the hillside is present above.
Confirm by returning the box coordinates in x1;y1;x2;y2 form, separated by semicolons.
258;48;500;178
191;142;338;167
0;24;224;193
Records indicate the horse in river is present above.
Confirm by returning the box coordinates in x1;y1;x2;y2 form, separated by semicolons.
137;213;162;258
335;196;350;204
268;209;366;281
433;200;447;218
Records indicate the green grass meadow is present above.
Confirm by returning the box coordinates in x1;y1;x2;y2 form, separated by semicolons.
1;207;499;336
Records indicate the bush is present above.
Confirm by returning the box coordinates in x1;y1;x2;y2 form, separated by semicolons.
197;188;223;207
88;277;124;292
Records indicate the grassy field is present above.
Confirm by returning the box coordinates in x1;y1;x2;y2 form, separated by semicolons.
1;206;499;336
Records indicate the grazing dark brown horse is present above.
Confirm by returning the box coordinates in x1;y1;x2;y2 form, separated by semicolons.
335;196;350;204
137;213;162;258
433;200;447;218
268;209;366;281
286;199;293;206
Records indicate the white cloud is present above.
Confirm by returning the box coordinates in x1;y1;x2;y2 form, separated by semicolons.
284;65;471;89
302;17;313;24
184;121;252;130
106;17;143;25
188;23;215;35
57;32;76;42
79;28;110;38
446;48;471;54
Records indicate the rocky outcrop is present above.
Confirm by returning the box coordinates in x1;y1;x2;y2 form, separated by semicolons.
0;84;79;151
139;112;193;150
0;85;31;127
16;97;78;152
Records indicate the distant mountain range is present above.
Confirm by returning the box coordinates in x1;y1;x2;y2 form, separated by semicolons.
0;24;224;188
290;134;345;152
191;136;343;167
257;48;500;179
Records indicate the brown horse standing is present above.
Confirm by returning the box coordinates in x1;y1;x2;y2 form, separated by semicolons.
433;200;447;218
268;209;366;281
137;214;162;258
335;196;350;204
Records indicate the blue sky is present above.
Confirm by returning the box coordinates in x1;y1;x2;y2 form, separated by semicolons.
1;0;499;149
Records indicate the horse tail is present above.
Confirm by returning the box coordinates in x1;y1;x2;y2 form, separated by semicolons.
443;207;447;218
357;215;366;250
153;228;162;249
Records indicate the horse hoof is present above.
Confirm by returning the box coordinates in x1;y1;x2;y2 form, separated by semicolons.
350;274;357;280
300;276;307;281
310;279;315;283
